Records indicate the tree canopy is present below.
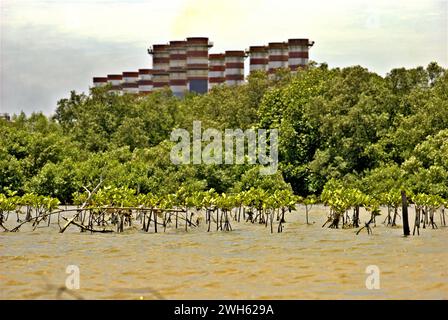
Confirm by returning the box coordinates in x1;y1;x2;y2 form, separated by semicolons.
1;62;447;203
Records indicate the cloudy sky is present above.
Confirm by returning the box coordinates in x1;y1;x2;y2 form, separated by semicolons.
1;0;447;115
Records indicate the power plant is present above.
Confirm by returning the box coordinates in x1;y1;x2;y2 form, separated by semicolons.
92;37;314;97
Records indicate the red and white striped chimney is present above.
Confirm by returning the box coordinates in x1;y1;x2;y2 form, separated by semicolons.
169;40;188;97
288;39;313;71
138;69;153;94
186;37;212;94
93;77;108;87
225;50;245;86
122;71;138;83
268;42;288;75
107;74;123;93
149;44;170;90
248;46;268;73
122;71;139;94
208;53;225;90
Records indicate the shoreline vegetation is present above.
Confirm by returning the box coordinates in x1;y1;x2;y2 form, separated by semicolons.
1;62;447;238
0;184;446;235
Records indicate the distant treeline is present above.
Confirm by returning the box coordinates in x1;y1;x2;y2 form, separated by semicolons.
0;62;447;203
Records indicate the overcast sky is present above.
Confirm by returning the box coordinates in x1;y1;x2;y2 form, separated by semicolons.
1;0;447;115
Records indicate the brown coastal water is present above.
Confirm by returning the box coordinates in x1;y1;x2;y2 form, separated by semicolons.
0;205;447;299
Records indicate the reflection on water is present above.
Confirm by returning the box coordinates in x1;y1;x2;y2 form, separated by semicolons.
0;205;447;299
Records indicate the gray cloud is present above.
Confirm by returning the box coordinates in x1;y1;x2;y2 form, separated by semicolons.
1;0;446;116
1;24;151;115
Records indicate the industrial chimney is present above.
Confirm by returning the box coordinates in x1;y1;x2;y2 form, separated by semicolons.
208;53;225;90
224;50;246;86
186;37;212;94
169;40;188;97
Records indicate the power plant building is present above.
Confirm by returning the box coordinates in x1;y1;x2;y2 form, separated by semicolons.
92;37;314;96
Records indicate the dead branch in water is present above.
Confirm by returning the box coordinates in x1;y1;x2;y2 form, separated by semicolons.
60;180;103;233
10;210;63;232
61;216;113;233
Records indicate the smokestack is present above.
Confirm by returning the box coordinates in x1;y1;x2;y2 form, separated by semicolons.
248;46;268;73
169;40;188;97
138;69;153;94
224;50;245;86
186;37;212;94
268;42;288;75
208;53;225;90
288;38;312;72
149;44;170;90
122;71;138;83
93;37;314;95
107;74;123;94
122;72;139;94
92;77;108;87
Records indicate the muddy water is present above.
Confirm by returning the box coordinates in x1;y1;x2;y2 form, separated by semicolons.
0;205;447;299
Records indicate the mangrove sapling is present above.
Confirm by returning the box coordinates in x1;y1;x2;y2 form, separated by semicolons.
246;188;267;224
302;195;317;225
441;203;446;226
384;191;401;227
245;210;254;223
216;209;220;231
423;206;429;228
384;206;392;225
429;208;438;229
0;194;15;231
207;209;212;232
216;193;236;232
218;209;222;230
348;189;366;228
265;209;269;228
412;193;442;232
401;190;411;236
35;197;60;229
392;207;400;226
277;208;286;233
379;191;401;227
117;214;123;232
224;211;231;231
329;212;341;229
356;216;374;235
413;205;421;235
189;212;194;227
321;183;377;230
356;200;381;235
428;195;443;229
352;206;360;228
321;209;333;228
321;181;354;229
342;210;353;228
422;207;427;229
142;212;147;231
195;215;201;227
272;190;296;232
197;189;217;232
163;212;171;232
146;210;153;232
145;194;159;232
154;210;158;233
